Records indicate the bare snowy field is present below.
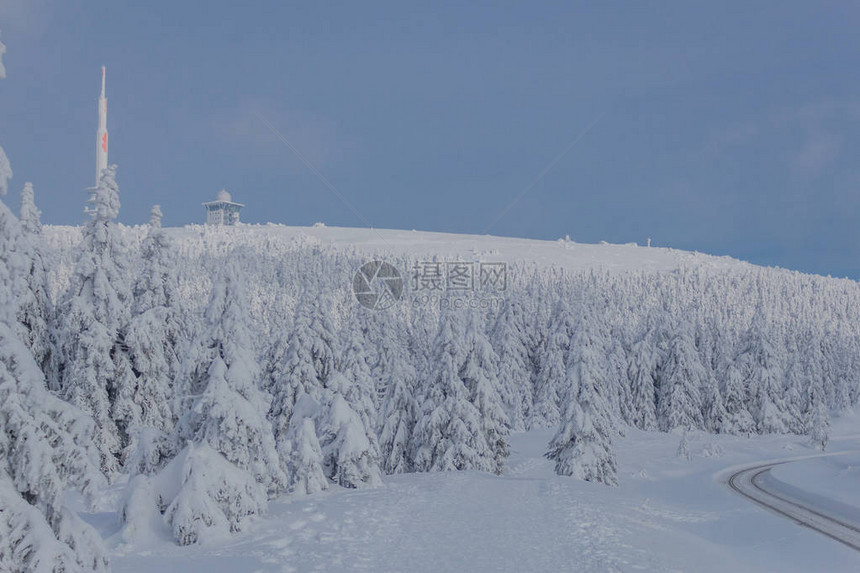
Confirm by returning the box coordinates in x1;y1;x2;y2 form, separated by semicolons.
44;222;755;275
81;418;860;573
770;450;860;520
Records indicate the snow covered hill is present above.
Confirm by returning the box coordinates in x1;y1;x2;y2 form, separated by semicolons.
165;223;752;273
8;216;860;572
46;222;761;275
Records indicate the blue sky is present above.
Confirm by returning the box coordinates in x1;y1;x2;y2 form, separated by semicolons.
1;1;859;278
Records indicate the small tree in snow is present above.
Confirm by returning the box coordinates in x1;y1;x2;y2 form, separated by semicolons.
462;312;510;474
176;262;285;496
372;313;419;474
377;359;418;474
15;183;55;382
121;205;184;474
282;393;328;494
657;325;705;432
546;388;618;486
317;392;382;488
783;356;807;435
700;372;728;434
157;442;267;546
530;300;577;429
736;311;789;434
412;310;496;473
490;298;532;431
721;361;756;436
627;336;658;430
0;182;54;385
335;321;380;453
807;381;830;451
676;430;692;461
18;181;41;235
547;312;618;486
266;300;338;478
567;312;615;438
57;164;132;475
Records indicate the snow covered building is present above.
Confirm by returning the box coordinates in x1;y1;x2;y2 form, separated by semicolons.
203;189;244;225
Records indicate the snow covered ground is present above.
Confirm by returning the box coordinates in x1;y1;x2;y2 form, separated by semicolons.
44;222;756;275
206;224;743;273
769;423;860;524
85;420;860;573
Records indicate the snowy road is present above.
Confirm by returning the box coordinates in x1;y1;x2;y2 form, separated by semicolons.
727;455;860;552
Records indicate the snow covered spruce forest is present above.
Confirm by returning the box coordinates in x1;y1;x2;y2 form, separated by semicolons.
3;40;860;573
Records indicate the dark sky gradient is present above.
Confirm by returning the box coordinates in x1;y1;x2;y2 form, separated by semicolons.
1;1;860;278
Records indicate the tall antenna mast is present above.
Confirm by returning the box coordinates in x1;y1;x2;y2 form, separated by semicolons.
95;66;108;186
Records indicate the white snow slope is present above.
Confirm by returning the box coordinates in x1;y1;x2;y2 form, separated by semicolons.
87;423;860;573
44;222;755;275
770;449;860;523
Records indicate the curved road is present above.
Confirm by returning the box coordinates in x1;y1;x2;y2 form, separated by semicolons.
727;458;860;552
